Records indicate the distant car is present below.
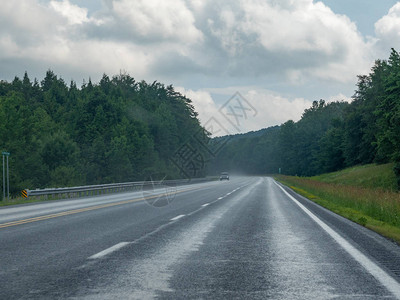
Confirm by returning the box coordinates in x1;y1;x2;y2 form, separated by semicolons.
220;172;229;181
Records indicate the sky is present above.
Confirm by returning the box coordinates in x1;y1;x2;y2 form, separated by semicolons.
1;0;400;135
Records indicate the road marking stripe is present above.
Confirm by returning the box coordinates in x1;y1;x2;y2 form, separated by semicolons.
170;214;185;221
89;242;131;260
202;203;210;207
218;197;224;200
0;185;205;229
274;181;400;298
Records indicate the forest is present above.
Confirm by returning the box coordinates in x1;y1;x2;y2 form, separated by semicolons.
1;48;400;197
0;71;207;196
211;49;400;189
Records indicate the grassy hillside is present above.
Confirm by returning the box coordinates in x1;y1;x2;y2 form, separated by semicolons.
310;163;398;192
276;164;400;244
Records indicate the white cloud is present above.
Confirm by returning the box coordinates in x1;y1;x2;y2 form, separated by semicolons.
375;3;400;53
50;0;89;25
0;0;387;133
238;0;371;82
175;87;219;127
112;0;203;43
44;40;153;77
187;0;207;13
178;85;353;136
241;89;312;131
0;1;61;46
0;0;154;79
176;86;313;136
208;7;245;57
0;1;56;32
0;1;64;68
326;93;352;103
0;0;375;85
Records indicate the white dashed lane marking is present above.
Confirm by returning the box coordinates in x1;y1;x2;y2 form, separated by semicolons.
87;186;248;263
170;214;186;221
88;242;131;260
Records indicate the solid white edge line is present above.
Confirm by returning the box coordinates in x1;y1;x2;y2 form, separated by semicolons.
274;181;400;298
218;197;224;200
89;242;130;260
170;214;185;221
202;203;210;207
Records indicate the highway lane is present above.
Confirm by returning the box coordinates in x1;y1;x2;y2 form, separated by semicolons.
0;178;249;298
0;181;220;225
1;177;400;299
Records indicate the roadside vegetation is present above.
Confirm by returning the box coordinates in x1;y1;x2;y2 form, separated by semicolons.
0;195;59;207
276;164;400;244
309;163;398;191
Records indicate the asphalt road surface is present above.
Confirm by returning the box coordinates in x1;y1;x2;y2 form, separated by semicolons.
1;177;400;299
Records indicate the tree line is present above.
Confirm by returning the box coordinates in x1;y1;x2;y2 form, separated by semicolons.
210;49;400;189
2;48;400;196
0;71;206;196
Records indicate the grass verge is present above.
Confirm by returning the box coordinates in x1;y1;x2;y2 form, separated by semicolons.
310;163;398;191
275;173;400;245
0;196;64;207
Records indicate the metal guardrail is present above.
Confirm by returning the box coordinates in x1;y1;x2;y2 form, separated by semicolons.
23;177;216;199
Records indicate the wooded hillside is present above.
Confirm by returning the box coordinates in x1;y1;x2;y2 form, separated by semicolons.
211;49;400;189
0;71;206;195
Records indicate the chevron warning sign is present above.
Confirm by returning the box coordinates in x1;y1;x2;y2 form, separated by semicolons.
21;190;28;198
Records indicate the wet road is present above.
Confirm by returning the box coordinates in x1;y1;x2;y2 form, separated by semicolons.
1;177;400;299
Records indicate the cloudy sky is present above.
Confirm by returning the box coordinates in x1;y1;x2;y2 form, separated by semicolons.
1;0;400;135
